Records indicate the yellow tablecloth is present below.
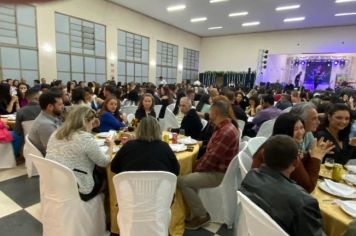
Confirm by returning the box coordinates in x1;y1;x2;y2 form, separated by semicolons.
312;166;353;236
107;143;199;236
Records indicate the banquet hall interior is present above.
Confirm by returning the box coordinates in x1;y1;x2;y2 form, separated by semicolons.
1;0;356;236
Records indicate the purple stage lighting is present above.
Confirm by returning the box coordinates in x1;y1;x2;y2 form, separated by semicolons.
301;61;305;65
333;60;339;65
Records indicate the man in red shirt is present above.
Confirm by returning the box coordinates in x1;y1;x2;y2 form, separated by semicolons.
178;99;239;230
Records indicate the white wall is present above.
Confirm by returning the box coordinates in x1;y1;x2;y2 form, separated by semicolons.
200;25;356;75
34;0;201;83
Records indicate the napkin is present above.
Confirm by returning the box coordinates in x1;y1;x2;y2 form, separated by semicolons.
335;200;356;218
178;136;197;145
325;179;356;196
169;144;187;152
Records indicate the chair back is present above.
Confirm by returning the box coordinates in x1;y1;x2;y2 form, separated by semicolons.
30;154;80;201
121;106;138;116
256;119;276;138
237;191;288;236
154;105;162;116
282;107;292;113
127;114;135;124
113;171;177;236
24;135;43;177
239;141;248;153
167;103;175;112
239;151;252;179
237;119;246;132
158;109;179;131
245;136;267;157
22;120;34;137
0;143;16;169
200;118;208;131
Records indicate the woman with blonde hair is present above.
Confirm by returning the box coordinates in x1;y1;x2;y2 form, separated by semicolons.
46;106;113;201
111;116;179;175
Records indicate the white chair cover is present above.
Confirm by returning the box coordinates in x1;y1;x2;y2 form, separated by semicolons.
239;151;253;180
256;118;276;138
30;154;106;236
198;153;243;228
154;105;162;117
22;120;34;137
121;106;138;116
127;114;135;124
200;118;208;131
237;119;246;133
158;109;179;132
239;141;248;153
237;191;288;236
0;143;16;169
167;103;175;112
113;171;177;236
282;107;292;113
245;136;267;157
24;135;44;177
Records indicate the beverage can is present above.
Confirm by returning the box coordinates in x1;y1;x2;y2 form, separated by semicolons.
172;133;178;144
163;134;169;143
332;164;343;182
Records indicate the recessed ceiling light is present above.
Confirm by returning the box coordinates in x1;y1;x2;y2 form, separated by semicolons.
190;17;207;23
335;0;356;3
242;21;260;27
284;17;305;22
209;0;229;3
229;11;249;17
208;26;223;30
167;4;186;12
335;12;356;16
275;4;301;11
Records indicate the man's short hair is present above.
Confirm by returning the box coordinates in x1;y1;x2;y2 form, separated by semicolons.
263;135;298;171
104;85;117;95
211;99;230;117
262;94;274;105
25;87;40;100
290;102;316;121
39;91;62;110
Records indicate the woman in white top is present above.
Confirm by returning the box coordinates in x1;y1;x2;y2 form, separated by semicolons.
46;106;113;201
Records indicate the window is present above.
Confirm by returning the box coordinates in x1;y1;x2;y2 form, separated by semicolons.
117;30;149;84
156;40;178;84
183;48;199;82
0;5;38;85
55;13;106;84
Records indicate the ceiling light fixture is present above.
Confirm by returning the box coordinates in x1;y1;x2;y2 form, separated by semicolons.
335;0;356;3
190;17;207;23
208;26;223;30
335;12;356;16
209;0;229;3
242;21;260;27
229;11;248;17
284;17;305;22
275;4;300;11
167;4;186;12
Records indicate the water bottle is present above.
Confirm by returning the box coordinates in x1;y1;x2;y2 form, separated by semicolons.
350;121;356;139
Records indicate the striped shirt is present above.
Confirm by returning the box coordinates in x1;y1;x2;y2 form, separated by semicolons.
195;119;239;173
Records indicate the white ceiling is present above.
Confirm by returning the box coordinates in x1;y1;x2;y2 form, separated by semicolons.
108;0;356;37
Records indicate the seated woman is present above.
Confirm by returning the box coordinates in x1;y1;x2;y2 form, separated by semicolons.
196;94;211;118
158;85;174;119
17;82;29;107
46;106;113;201
252;113;334;193
316;103;356;165
245;96;259;117
111;116;180;175
0;83;19;115
99;97;125;132
134;93;156;121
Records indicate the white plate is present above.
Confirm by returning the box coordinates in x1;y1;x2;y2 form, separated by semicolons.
169;144;187;152
344;174;356;185
346;165;356;174
336;200;356;218
178;137;197;145
319;181;356;199
97;132;110;138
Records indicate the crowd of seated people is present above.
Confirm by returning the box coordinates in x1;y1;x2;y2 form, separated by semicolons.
1;76;356;234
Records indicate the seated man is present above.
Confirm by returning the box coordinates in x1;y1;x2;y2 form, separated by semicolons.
178;99;239;230
15;87;41;136
28;91;64;156
170;97;202;140
240;135;325;236
252;94;281;132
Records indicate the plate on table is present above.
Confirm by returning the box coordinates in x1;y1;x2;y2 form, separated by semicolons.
97;132;110;138
344;174;356;185
345;165;356;174
169;144;187;152
335;200;356;218
319;180;356;199
178;137;197;145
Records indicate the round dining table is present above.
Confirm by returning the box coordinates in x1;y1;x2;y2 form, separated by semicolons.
106;141;200;236
312;165;354;236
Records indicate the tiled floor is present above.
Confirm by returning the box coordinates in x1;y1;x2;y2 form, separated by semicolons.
0;164;233;236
